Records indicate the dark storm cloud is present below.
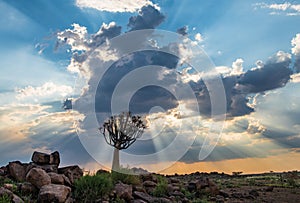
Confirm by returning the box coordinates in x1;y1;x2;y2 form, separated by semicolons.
238;60;292;93
188;51;293;118
262;129;300;149
189;75;254;118
176;26;188;36
294;58;300;73
63;98;72;110
88;23;122;48
94;50;179;114
128;5;165;31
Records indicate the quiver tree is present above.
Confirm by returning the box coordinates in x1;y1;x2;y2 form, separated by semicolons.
99;112;146;171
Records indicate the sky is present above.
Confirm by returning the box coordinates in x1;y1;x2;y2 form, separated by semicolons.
1;0;300;174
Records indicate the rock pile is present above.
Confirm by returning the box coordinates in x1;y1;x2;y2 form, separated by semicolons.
0;151;83;203
109;173;225;203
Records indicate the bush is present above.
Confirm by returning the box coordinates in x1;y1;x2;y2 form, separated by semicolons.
74;173;113;202
152;175;168;197
111;167;141;185
0;194;11;203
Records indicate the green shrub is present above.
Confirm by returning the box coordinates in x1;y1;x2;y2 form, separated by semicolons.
113;197;126;203
74;173;113;202
0;194;11;203
287;178;298;188
152;175;168;197
111;167;141;185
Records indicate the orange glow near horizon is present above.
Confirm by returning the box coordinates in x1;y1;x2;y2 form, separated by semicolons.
152;152;300;175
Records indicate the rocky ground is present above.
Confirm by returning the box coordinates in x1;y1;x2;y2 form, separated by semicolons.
0;151;299;202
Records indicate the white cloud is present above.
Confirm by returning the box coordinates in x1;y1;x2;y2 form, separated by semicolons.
232;58;244;75
57;23;88;52
215;58;244;76
16;82;73;102
291;33;300;56
194;33;203;42
291;73;300;83
254;2;300;16
268;50;291;63
269;2;291;11
75;0;159;13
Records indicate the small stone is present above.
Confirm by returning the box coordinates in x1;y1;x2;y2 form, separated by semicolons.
3;183;14;191
249;189;259;197
265;186;274;192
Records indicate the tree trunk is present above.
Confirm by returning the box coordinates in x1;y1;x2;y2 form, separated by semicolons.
112;148;120;172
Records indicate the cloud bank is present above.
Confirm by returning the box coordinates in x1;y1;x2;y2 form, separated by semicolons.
76;0;159;13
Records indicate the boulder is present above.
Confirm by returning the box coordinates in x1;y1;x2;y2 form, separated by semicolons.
26;168;51;189
8;161;27;182
208;179;219;196
38;184;71;203
3;183;14;191
32;151;50;165
26;163;58;173
58;165;83;184
143;180;157;187
48;172;65;185
49;151;60;166
157;197;172;203
0;187;13;199
0;166;8;176
12;194;24;203
265;186;274;192
62;175;72;186
18;182;38;195
169;177;180;184
96;169;110;175
65;197;75;203
0;187;24;203
187;180;198;192
132;200;147;203
170;191;184;197
133;191;154;203
140;173;158;183
219;190;230;198
114;182;132;202
249;189;259;197
133;185;146;193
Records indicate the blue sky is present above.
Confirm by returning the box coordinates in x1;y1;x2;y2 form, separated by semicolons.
0;0;300;174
